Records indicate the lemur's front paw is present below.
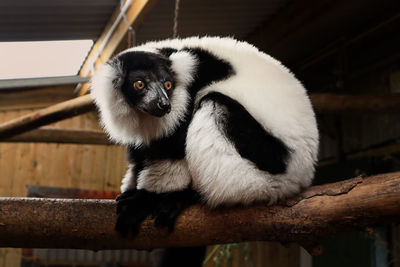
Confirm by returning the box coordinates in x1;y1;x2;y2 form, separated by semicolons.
152;189;200;232
115;189;157;236
115;188;199;236
116;188;137;201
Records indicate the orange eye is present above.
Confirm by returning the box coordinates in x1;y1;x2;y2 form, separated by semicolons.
164;81;173;90
134;80;145;90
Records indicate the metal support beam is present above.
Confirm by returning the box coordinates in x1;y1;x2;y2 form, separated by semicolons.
0;76;90;90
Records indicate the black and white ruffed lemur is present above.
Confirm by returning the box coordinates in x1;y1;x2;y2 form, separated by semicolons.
90;36;319;236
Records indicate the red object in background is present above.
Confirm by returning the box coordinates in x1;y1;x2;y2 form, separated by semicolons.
27;184;120;199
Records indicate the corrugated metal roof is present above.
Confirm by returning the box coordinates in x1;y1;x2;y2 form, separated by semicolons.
135;0;291;44
0;0;290;43
0;0;119;41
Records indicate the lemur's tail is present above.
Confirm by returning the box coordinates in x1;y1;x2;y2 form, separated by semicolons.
151;246;206;267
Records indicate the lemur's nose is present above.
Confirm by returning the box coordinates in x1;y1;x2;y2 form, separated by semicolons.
157;101;171;113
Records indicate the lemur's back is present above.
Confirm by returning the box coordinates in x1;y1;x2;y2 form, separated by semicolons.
127;36;318;150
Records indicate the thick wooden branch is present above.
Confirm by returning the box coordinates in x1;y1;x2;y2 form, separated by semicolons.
1;127;110;145
1;172;400;252
1;93;400;140
0;94;94;139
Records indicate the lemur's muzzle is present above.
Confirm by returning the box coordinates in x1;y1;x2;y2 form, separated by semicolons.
146;86;171;117
157;98;171;114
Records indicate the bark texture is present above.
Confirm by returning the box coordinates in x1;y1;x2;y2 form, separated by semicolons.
1;172;400;253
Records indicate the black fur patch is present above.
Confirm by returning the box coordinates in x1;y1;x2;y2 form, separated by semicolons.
182;47;234;96
199;92;290;174
127;118;189;165
158;47;178;57
158;47;234;94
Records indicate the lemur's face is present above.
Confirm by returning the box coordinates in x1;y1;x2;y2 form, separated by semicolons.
112;51;176;117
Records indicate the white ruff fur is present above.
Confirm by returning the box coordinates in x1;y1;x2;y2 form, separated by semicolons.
91;51;196;146
91;36;319;206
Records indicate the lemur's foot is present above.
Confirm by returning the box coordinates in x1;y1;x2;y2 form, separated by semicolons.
152;189;199;232
115;188;199;236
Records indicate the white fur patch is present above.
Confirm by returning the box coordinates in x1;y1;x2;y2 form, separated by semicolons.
186;101;316;207
120;164;136;193
136;160;191;193
169;51;198;86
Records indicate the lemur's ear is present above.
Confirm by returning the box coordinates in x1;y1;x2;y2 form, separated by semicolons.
169;51;198;87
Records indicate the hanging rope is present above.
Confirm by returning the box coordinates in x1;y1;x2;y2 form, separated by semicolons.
121;0;136;47
173;0;181;38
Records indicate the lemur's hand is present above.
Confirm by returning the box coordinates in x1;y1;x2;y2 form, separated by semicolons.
115;189;156;236
151;188;199;232
115;188;199;236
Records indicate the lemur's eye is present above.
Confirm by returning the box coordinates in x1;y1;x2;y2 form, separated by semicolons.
164;81;173;90
134;80;145;90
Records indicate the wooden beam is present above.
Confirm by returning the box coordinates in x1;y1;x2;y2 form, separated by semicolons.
1;172;400;254
0;127;111;145
0;94;94;139
318;140;400;167
1;93;400;140
310;93;400;115
0;85;75;111
77;0;158;96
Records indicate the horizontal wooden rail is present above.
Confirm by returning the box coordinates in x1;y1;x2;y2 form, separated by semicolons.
309;93;400;115
1;172;400;254
0;94;94;139
1;127;111;145
1;93;400;140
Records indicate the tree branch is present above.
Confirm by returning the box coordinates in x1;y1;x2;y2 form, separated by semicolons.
1;172;400;253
